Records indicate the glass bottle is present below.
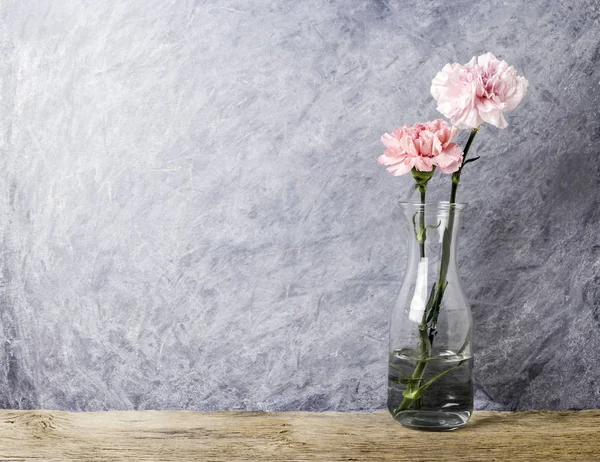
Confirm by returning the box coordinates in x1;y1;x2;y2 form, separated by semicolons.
387;201;473;431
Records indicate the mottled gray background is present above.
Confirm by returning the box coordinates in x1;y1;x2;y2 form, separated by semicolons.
0;0;598;412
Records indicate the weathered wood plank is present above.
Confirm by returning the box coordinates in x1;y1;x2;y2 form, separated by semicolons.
0;410;597;461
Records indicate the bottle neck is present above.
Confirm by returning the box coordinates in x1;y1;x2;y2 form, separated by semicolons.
400;202;464;270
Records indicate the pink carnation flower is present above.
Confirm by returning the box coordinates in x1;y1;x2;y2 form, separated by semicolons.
378;119;464;176
431;52;528;129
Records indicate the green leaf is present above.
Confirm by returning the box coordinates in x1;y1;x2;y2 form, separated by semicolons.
404;360;468;401
462;156;481;166
457;328;471;356
423;283;437;318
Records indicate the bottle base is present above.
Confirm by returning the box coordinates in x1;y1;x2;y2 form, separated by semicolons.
392;410;471;431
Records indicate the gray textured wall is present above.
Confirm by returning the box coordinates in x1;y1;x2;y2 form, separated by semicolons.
0;0;598;411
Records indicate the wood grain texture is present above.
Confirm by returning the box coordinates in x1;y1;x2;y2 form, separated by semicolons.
0;410;598;461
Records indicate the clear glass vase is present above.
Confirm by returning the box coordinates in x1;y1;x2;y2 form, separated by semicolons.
387;201;473;431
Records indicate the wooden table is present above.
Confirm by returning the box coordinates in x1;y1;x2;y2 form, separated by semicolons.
0;410;598;461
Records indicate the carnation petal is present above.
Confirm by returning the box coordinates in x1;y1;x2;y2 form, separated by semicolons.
431;134;443;156
442;143;464;162
431;65;451;100
378;153;400;166
437;159;462;174
431;63;465;101
414;156;434;172
449;125;458;142
381;132;401;149
503;75;529;111
388;160;413;176
452;107;482;130
478;101;508;128
476;52;498;68
435;145;463;173
400;136;419;158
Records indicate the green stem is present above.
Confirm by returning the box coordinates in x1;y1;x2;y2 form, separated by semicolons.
395;172;431;413
393;287;437;413
395;359;427;412
418;188;426;259
428;127;479;344
450;127;479;204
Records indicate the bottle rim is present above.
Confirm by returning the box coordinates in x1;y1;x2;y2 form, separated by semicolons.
398;201;467;211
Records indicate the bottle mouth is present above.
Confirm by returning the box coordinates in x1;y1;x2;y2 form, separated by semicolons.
398;201;467;211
